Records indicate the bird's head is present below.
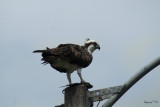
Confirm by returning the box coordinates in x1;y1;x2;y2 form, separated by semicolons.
84;38;100;54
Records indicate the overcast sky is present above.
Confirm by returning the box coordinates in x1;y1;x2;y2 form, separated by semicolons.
0;0;160;107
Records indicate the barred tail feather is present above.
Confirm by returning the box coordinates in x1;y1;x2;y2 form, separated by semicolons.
33;47;50;53
33;50;45;53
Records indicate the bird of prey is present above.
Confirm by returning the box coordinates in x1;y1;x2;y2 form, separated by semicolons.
33;38;100;85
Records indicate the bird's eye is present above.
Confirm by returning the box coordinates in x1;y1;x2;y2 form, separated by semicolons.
94;42;97;46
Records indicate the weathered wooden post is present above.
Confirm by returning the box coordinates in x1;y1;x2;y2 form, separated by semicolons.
64;84;93;107
55;56;160;107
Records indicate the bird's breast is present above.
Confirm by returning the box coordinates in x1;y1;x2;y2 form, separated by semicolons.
50;58;81;73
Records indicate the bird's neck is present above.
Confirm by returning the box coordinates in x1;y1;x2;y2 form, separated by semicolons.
87;45;95;54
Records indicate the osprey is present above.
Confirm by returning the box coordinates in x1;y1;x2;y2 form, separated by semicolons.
33;38;100;85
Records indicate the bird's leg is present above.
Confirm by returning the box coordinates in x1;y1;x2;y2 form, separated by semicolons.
67;72;72;85
77;68;87;83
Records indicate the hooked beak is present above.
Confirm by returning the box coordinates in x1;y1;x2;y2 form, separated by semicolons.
96;45;100;50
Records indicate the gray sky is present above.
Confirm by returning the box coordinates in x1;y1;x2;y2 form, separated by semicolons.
0;0;160;107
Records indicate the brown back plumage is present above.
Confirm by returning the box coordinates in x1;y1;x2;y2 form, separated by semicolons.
33;44;93;72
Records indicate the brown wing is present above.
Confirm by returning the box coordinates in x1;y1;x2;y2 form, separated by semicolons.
63;44;93;67
34;44;93;68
